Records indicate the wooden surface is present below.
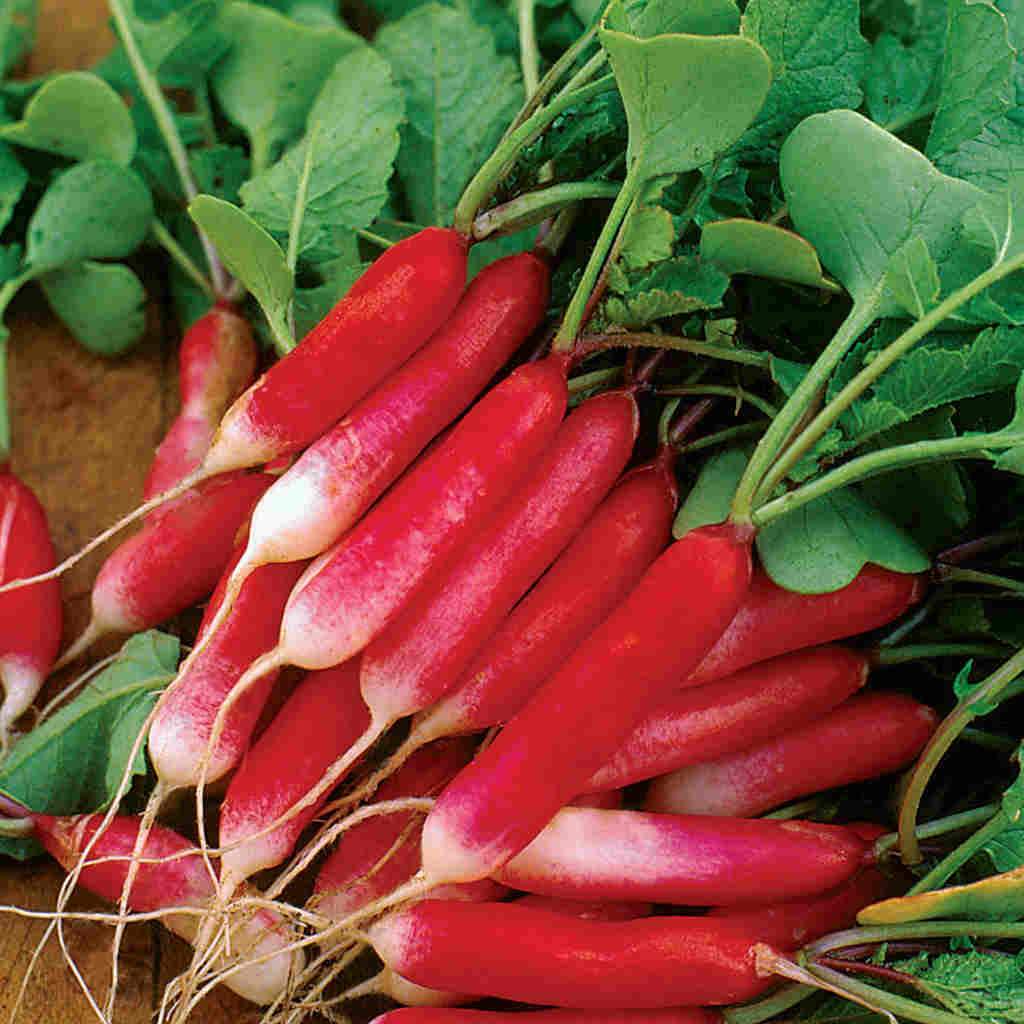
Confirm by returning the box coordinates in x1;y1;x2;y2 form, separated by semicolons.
0;3;256;1019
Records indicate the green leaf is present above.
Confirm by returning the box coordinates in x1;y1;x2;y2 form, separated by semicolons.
211;1;363;169
0;142;26;234
621;0;740;37
884;235;941;318
467;227;534;279
984;828;1024;871
191;144;249;204
0;243;21;283
605;251;729;326
41;262;147;356
863;868;1024;923
756;486;930;594
241;47;403;263
738;0;869;157
293;245;366;337
189;195;292;348
26;161;153;271
700;218;838;291
600;18;772;181
376;4;522;227
673;446;749;538
0;72;135;165
0;632;178;861
780;110;984;316
903;951;1024;1020
619;191;676;271
0;0;37;77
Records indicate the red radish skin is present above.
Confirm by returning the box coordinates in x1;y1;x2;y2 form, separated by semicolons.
410;459;677;749
143;304;257;500
588;646;869;792
572;790;623;810
371;1010;722;1024
494;809;871;906
360;389;639;728
422;523;753;885
690;565;924;687
367;899;776;1006
513;895;653;921
218;661;372;886
31;813;302;1005
0;470;61;740
646;691;939;817
147;538;307;790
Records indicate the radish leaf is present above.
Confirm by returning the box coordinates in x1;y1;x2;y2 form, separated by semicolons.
0;143;27;234
673;446;749;538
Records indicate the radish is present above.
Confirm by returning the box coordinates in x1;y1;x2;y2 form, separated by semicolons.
0;469;61;744
143;303;257;500
493;809;872;906
367;899;777;1006
689;565;925;687
588;646;869;792
645;691;939;817
512;895;653;921
27;812;303;1005
359;388;639;732
371;1010;722;1024
571;790;623;810
422;522;754;885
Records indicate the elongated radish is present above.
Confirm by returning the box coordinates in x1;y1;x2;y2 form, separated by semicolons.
0;228;469;593
360;388;639;729
0;469;61;743
367;899;776;1006
690;566;924;687
147;537;307;791
422;523;753;885
513;895;653;921
494;809;871;906
56;472;274;668
408;458;677;752
588;646;869;792
29;812;303;1005
371;1009;722;1024
143;303;257;500
572;790;623;810
645;692;939;817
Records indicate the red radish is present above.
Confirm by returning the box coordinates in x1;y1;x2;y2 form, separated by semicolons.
588;646;869;792
371;1010;722;1024
513;895;653;921
0;469;61;742
494;809;871;906
147;537;307;791
422;523;754;885
367;899;777;1006
218;661;372;887
28;812;303;1005
143;303;257;500
408;459;677;751
56;472;274;667
690;565;925;687
572;790;623;810
645;691;939;817
360;389;639;729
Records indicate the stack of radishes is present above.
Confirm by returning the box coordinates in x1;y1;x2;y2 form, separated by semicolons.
0;227;939;1022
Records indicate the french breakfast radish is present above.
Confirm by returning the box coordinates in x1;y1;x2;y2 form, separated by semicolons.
367;899;776;1006
494;809;871;906
143;303;257;500
0;469;61;743
359;388;639;729
422;523;753;885
512;894;653;920
645;691;939;817
371;1010;722;1024
588;646;869;792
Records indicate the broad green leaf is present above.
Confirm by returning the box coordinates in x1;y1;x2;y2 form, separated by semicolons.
756;486;930;593
41;262;147;356
700;218;838;291
621;0;740;37
673;446;749;537
605;252;729;325
0;142;26;234
241;47;403;263
0;72;135;164
600;20;771;181
191;144;249;204
619;195;676;271
376;4;522;227
190;195;292;346
985;828;1024;872
0;632;178;861
26;161;153;271
211;2;363;168
293;244;366;336
0;243;21;283
0;0;36;77
780;110;983;316
467;228;534;279
884;236;941;318
899;951;1024;1020
739;0;869;156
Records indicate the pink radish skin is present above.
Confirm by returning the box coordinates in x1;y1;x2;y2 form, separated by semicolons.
31;813;302;1005
588;646;869;792
513;894;653;921
367;899;776;1006
0;470;61;739
572;790;623;810
411;459;677;748
143;304;257;500
690;565;925;687
371;1009;722;1024
147;538;307;789
646;692;939;817
422;523;753;885
494;809;871;906
360;389;639;727
218;661;372;886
